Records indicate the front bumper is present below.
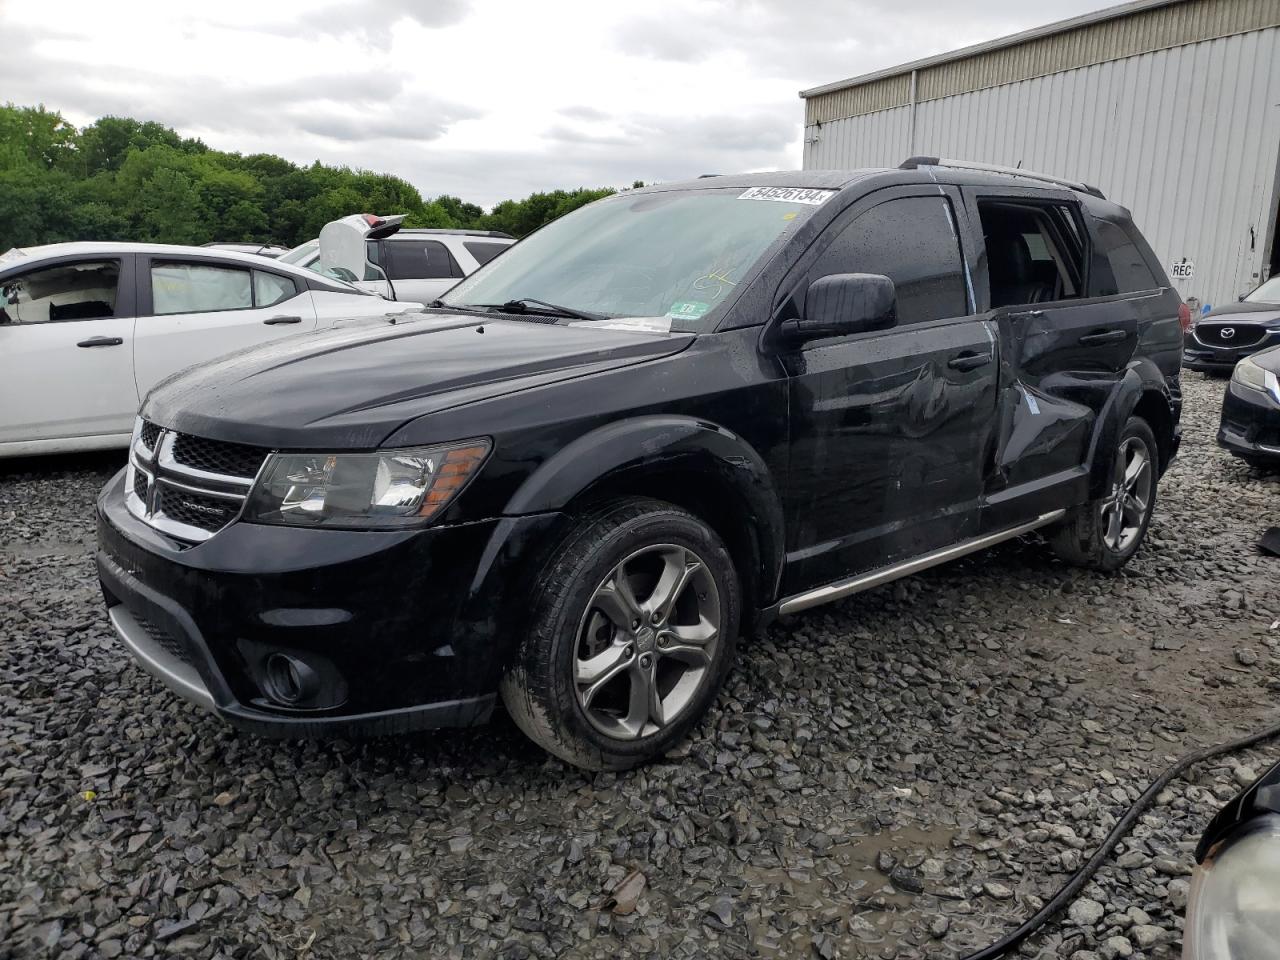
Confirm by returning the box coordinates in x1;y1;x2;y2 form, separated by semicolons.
1217;381;1280;463
96;468;560;737
1183;328;1280;373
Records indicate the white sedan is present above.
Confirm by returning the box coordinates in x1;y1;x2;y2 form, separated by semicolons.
0;242;421;458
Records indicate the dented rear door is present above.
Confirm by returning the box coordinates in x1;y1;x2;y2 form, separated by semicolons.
963;186;1140;530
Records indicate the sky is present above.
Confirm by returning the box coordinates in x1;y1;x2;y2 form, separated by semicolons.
1;0;1119;209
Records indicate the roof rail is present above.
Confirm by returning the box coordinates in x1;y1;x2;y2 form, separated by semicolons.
397;228;515;239
899;156;1105;199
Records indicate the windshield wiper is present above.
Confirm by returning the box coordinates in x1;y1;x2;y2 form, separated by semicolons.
484;298;609;323
425;299;498;315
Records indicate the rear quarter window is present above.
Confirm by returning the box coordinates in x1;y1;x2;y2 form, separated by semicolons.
1093;219;1160;295
464;241;510;266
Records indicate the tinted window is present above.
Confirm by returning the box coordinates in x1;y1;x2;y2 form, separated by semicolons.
1094;219;1159;294
254;271;298;308
979;201;1086;308
384;240;459;280
809;196;969;325
151;262;252;315
364;240;383;281
0;260;120;324
464;241;510;266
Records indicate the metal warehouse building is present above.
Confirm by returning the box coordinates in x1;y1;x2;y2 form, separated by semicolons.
800;0;1280;311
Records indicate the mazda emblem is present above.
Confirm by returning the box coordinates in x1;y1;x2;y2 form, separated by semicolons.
1221;327;1236;340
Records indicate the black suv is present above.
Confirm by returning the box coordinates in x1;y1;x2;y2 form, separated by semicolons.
96;160;1184;770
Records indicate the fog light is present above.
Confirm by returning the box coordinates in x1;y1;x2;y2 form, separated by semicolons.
265;653;318;705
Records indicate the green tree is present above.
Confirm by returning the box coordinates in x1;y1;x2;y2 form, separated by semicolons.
0;103;631;252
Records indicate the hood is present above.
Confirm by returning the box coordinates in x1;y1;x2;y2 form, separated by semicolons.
1202;300;1280;324
143;311;694;449
1249;343;1280;374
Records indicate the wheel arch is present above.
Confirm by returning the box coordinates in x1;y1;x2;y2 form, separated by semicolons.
503;416;786;614
1085;363;1177;498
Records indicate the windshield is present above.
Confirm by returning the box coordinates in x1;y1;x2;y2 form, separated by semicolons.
441;186;833;331
279;239;319;266
1245;276;1280;304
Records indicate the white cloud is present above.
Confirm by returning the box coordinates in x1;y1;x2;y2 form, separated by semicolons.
0;0;1117;207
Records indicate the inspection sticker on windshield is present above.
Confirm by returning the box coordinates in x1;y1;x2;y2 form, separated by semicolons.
667;301;710;322
738;186;835;205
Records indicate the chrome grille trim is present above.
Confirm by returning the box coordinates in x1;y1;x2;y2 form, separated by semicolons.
1193;322;1268;349
125;418;270;543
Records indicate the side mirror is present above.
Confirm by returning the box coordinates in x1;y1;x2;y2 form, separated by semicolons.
781;273;897;344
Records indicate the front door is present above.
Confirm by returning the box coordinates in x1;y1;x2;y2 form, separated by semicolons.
133;256;319;398
0;255;139;443
777;188;1000;595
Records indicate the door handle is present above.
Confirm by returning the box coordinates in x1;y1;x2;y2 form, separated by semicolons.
263;315;303;325
947;352;991;372
76;336;123;348
1079;329;1128;345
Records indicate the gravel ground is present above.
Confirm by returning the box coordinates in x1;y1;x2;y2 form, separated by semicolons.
3;374;1279;960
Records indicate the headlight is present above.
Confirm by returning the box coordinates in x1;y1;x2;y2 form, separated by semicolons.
243;439;490;528
1183;813;1280;959
1232;357;1280;403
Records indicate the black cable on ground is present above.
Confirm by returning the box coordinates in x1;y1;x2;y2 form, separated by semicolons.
957;714;1280;960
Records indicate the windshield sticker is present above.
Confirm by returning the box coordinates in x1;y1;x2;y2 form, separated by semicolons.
738;186;835;205
667;300;711;322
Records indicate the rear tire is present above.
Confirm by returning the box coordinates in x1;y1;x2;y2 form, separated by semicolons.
1050;415;1158;571
500;498;740;771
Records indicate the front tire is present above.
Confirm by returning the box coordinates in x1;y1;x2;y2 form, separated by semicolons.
501;498;740;770
1050;415;1159;571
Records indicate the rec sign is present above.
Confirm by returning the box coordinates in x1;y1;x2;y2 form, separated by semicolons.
1169;258;1195;280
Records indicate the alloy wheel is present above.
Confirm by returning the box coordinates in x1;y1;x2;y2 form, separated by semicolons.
1100;435;1153;552
574;543;721;740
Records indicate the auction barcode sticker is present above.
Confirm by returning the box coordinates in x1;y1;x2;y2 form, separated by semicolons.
738;186;835;205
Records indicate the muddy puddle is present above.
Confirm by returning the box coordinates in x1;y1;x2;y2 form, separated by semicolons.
741;820;979;956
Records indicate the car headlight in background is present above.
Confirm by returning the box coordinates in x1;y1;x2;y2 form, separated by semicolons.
1183;759;1280;959
244;439;490;528
1183;813;1280;959
1231;357;1280;404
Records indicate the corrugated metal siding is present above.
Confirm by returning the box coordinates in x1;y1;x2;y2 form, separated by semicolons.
805;0;1280;124
804;75;911;129
802;27;1280;308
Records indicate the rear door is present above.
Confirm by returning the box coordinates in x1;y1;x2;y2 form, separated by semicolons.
132;256;319;397
0;255;139;443
776;187;1000;593
965;187;1139;529
380;237;465;302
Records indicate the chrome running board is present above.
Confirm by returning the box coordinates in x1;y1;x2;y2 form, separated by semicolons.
775;510;1066;616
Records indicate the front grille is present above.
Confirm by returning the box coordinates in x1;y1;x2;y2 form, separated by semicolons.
135;611;191;666
172;434;268;479
139;421;162;451
126;418;270;543
1195;323;1268;348
155;486;242;533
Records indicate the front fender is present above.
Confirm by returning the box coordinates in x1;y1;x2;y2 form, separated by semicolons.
503;415;786;603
